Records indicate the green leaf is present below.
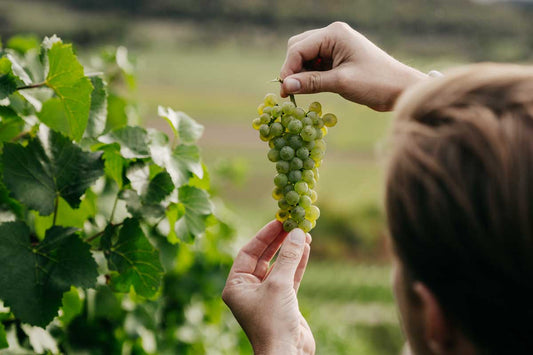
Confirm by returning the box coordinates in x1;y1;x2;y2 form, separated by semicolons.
59;287;84;326
0;106;24;143
0;322;6;349
101;144;124;188
100;126;150;159
0;57;17;100
144;171;174;204
151;143;203;188
2;129;104;215
120;189;165;219
40;42;93;141
85;76;108;138
6;35;40;54
33;191;97;239
101;218;163;298
0;222;98;327
173;185;213;242
158;106;204;144
106;93;128;131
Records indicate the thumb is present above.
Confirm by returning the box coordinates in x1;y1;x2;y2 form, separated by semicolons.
268;228;306;285
281;71;338;96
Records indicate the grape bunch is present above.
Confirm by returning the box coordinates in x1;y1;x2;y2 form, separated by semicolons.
253;93;337;232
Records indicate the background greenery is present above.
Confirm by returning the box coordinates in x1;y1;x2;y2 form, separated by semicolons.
1;0;532;353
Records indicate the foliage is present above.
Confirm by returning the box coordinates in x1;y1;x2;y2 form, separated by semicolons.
0;35;247;354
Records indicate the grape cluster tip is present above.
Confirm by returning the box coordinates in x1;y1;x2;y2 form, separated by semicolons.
253;93;337;232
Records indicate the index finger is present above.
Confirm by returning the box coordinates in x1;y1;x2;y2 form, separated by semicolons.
228;220;285;276
280;31;330;79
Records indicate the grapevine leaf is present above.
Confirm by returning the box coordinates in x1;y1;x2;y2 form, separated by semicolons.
106;93;128;131
99;126;150;159
6;35;40;54
120;189;165;219
0;57;17;100
0;222;98;327
0;106;24;143
40;42;93;141
158;106;204;144
173;185;213;242
59;287;83;326
144;171;174;204
101;218;163;298
150;143;202;188
0;322;6;349
2;129;104;215
100;144;124;188
85;76;108;138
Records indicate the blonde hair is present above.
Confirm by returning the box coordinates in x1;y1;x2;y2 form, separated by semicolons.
386;63;533;353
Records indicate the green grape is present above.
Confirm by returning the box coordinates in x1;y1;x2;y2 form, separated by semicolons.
288;135;304;150
303;158;315;170
263;106;273;115
306;205;320;221
258;103;265;114
259;124;270;137
294;107;306;119
310;147;324;161
274;173;288;187
299;195;312;208
299;219;313;233
281;101;295;114
285;191;300;205
296;147;309;160
290;157;303;171
252;118;262;130
315;128;324;140
276;209;290;222
278;198;290;210
270;122;284;137
308;101;322;115
281;115;293;128
301;116;313;126
280;146;295;161
308;178;315;189
283;184;295;194
322;113;338;127
321;126;328;136
288;120;303;134
264;93;277;106
307;111;319;121
302;169;314;183
291;206;306;222
272;187;283;200
313;167;319;180
315;139;326;151
269;139;275;148
273;137;286;149
288;170;302;183
309;190;318;203
260;113;271;124
276;160;290;174
300;125;317;142
294;181;309;194
315;117;325;129
268;148;280;162
272;105;282;118
305;140;315;150
310;113;320;126
283;218;298;232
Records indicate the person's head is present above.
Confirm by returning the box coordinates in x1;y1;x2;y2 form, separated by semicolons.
386;64;533;355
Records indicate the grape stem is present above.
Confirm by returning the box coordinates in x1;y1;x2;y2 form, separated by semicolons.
274;77;297;106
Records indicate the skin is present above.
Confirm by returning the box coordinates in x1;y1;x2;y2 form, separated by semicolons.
223;22;479;354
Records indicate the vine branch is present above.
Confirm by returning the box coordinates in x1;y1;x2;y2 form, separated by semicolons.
52;195;59;226
15;82;47;91
85;222;124;243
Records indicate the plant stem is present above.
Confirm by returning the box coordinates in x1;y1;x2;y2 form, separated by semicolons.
10;130;31;142
15;82;47;91
85;222;124;243
52;195;59;226
289;94;297;106
109;194;119;224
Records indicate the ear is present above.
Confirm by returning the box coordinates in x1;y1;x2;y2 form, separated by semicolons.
412;282;453;354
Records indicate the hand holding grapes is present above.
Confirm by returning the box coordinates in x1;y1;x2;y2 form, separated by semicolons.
222;221;315;355
280;21;428;111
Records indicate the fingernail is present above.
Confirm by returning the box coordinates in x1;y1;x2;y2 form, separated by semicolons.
289;228;305;245
284;78;301;93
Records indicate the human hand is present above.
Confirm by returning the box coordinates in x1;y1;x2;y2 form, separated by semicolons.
280;22;428;111
222;221;314;355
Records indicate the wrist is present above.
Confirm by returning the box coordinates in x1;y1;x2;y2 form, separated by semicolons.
253;341;299;355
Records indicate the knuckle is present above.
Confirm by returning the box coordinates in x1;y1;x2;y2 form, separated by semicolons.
329;21;348;31
307;72;322;93
279;248;300;262
287;35;298;47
